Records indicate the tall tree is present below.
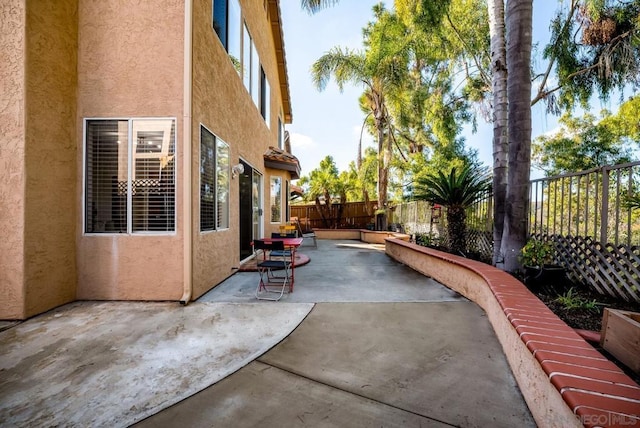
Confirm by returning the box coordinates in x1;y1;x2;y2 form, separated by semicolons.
535;0;640;110
533;110;634;176
391;0;487;151
297;155;355;228
501;0;533;272
311;5;409;230
489;0;508;267
601;95;640;143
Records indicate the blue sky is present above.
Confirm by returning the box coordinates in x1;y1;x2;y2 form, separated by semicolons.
279;1;621;177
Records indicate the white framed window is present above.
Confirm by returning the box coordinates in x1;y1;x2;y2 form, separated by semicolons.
200;125;230;232
84;118;176;234
270;176;282;223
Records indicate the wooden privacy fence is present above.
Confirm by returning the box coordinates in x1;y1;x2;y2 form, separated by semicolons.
290;201;376;230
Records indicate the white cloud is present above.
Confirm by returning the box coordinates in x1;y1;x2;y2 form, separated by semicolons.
290;132;316;149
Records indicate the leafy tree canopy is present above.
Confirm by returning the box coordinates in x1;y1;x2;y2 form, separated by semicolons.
297;155;346;203
539;0;640;112
600;94;640;142
532;107;636;176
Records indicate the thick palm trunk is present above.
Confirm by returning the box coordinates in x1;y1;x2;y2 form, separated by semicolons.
447;205;467;256
375;94;389;230
489;0;508;267
501;0;532;272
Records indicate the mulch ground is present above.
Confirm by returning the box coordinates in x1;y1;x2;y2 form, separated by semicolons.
531;283;640;332
529;280;640;384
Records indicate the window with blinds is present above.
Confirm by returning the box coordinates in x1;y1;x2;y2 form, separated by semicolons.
84;118;176;234
200;125;230;232
200;127;216;231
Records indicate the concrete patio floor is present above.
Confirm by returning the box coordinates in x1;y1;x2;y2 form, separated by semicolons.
0;240;535;427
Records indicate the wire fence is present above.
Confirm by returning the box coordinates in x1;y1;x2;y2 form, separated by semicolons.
391;162;640;302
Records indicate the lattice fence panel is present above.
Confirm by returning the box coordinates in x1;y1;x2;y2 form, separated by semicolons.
537;233;640;302
466;229;492;262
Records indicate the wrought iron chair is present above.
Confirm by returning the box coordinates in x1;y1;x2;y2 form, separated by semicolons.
253;239;292;301
293;217;317;248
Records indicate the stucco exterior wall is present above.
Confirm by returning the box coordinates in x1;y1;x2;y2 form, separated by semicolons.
76;0;185;300
0;0;27;319
2;0;293;315
190;0;290;298
22;0;79;317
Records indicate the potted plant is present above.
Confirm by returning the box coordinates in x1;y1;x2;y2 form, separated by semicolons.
519;238;566;293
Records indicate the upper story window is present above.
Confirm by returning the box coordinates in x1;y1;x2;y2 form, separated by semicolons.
260;66;270;127
242;24;251;91
213;0;241;75
216;4;271;127
251;38;260;109
200;125;230;232
84;118;176;234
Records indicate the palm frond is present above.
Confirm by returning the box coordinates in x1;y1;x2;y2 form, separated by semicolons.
301;0;340;14
311;48;366;92
414;164;490;207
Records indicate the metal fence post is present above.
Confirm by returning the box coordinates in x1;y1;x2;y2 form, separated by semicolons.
600;166;609;244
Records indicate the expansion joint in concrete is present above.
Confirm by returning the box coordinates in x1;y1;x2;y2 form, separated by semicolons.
254;359;458;428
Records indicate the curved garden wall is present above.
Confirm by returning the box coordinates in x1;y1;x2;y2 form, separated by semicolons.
385;238;640;428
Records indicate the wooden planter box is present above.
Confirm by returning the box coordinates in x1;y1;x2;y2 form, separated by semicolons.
600;308;640;374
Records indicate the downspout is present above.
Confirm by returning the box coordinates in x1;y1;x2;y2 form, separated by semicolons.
180;0;193;305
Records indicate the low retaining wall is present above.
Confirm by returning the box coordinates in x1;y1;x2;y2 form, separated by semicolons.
360;230;411;244
314;229;411;243
385;238;640;428
314;229;361;240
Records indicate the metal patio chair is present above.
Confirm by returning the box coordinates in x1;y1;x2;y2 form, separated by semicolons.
253;239;292;301
292;217;317;248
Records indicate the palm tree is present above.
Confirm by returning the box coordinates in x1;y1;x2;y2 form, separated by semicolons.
488;0;508;267
297;155;356;228
501;0;533;271
414;165;491;256
311;31;404;229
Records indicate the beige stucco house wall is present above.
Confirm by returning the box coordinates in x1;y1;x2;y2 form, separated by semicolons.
76;0;186;302
0;0;295;320
1;0;79;319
